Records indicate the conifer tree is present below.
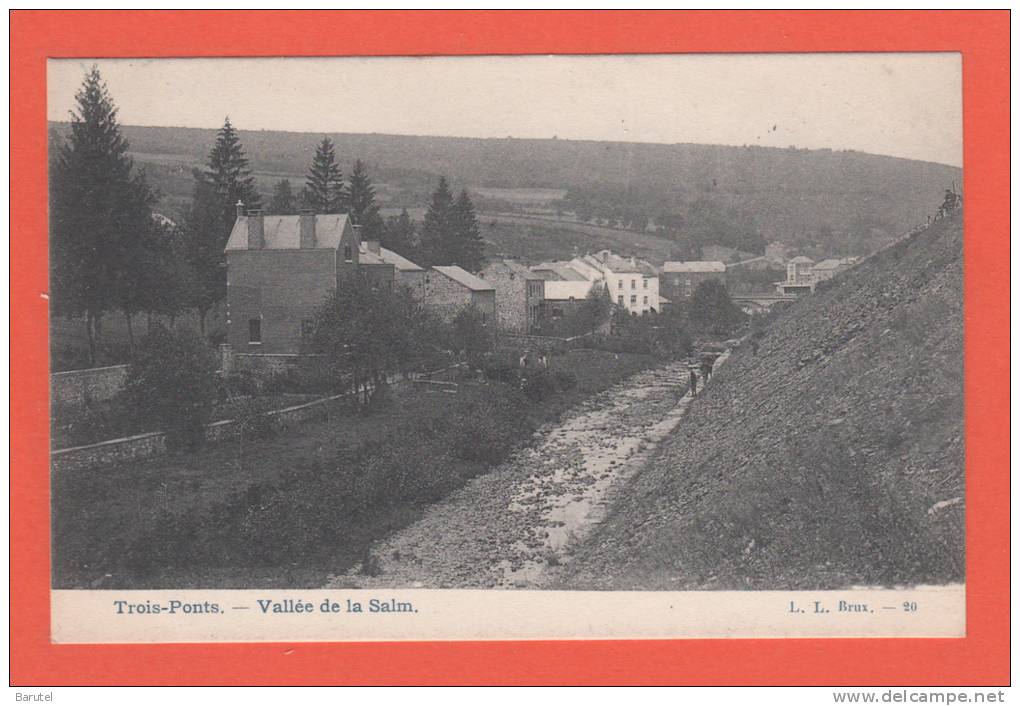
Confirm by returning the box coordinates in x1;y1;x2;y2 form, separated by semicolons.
305;137;345;213
346;159;384;241
383;208;417;258
50;66;157;363
418;176;457;266
268;178;297;215
205;117;260;231
452;189;486;272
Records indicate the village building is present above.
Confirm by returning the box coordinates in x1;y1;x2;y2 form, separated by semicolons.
360;240;426;300
480;260;545;334
811;258;851;283
777;255;816;295
576;250;660;315
530;262;596;321
426;265;497;325
660;261;727;301
224;206;365;354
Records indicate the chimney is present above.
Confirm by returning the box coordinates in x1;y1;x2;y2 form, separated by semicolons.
630;255;637;267
366;240;381;255
235;200;245;219
247;209;264;249
299;210;316;249
601;249;611;263
352;224;363;247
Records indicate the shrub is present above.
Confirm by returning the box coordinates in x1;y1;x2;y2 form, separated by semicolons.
552;370;578;392
124;324;218;450
521;369;558;403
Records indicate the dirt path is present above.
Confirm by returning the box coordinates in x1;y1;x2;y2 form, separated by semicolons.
325;353;729;590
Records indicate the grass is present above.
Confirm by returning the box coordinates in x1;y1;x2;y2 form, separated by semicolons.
52;349;655;589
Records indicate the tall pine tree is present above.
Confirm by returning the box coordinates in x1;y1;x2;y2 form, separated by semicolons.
185;118;260;333
305;137;345;213
346;159;384;241
50;66;157;363
418;176;457;266
383;208;417;259
452;189;486;272
205;117;261;230
268;178;297;215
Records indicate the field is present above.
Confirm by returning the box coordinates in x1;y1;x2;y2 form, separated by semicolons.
52;349;656;589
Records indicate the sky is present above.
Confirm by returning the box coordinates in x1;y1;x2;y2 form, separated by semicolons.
48;53;962;167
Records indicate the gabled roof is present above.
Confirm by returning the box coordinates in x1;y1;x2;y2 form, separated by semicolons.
663;261;726;273
359;243;424;271
496;259;543;280
532;263;589;281
789;255;815;264
225;213;351;251
582;252;657;277
432;265;494;291
812;258;845;270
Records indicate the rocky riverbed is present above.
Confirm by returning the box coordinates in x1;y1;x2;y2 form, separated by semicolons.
325;355;727;590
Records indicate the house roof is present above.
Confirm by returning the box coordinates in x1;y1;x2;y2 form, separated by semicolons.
487;259;543;280
812;258;845;270
532;262;588;281
663;261;727;273
225;213;351;251
432;265;494;291
582;252;657;276
359;243;424;271
789;255;815;264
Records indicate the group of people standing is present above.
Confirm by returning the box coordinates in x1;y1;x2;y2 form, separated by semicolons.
687;354;717;398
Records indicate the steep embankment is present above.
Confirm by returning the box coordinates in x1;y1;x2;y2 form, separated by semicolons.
562;213;964;590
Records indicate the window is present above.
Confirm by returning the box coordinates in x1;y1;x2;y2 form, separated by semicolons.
643;296;648;305
301;318;316;340
618;279;623;289
643;278;648;289
248;318;261;344
630;294;637;305
344;245;352;262
631;279;636;289
617;295;624;306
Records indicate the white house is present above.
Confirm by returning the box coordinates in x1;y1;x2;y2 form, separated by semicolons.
575;250;660;315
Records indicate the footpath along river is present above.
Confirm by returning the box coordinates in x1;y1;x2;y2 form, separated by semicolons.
326;351;731;590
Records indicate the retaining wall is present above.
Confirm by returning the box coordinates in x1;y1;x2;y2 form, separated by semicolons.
51;365;129;412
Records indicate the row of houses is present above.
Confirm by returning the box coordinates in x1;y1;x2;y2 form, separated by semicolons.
224;204;853;356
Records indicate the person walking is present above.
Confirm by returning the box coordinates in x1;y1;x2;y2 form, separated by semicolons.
689;368;698;397
701;356;714;383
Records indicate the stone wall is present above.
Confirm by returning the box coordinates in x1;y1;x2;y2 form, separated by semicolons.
51;364;129;413
52;392;351;473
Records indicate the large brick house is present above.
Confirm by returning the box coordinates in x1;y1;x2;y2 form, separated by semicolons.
425;265;497;325
224;206;368;354
660;261;727;301
480;259;545;333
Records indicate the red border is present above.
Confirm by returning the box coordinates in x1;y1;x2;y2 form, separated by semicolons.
10;10;1009;685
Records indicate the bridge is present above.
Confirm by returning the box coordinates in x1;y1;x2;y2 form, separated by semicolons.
731;293;799;314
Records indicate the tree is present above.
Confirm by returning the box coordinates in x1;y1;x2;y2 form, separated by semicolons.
452;189;486;272
575;281;612;337
450;306;492;365
383;208;416;258
689;279;745;334
346;159;384;241
305;137;345;213
418;176;457;266
307;274;420;405
182;170;227;334
50;66;158;364
268;179;297;215
205;117;261;230
124;324;218;449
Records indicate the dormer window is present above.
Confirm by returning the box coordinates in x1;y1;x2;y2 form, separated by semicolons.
344;245;353;262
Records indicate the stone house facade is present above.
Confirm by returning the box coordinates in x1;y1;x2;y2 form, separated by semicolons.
480;260;545;334
425;265;497;325
660;261;727;301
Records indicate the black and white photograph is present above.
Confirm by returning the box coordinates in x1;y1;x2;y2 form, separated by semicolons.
47;53;964;640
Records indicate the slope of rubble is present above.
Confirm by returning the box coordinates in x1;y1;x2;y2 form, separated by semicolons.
561;213;964;590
